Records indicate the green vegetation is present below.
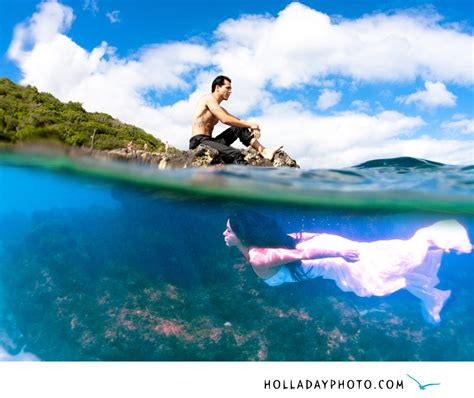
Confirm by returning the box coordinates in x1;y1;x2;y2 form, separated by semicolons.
0;77;170;151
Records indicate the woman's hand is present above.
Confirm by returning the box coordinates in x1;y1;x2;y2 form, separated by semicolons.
339;249;359;262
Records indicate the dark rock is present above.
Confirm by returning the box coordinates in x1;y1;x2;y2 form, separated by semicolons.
244;147;299;168
67;144;299;169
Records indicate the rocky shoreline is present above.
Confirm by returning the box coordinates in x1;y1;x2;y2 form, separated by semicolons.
70;145;299;169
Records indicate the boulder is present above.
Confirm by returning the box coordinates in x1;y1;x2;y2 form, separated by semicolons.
76;145;299;169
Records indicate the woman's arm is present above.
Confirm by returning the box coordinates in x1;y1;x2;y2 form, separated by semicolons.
288;232;319;242
248;246;357;268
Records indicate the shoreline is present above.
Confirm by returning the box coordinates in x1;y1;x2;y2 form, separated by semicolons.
0;143;300;169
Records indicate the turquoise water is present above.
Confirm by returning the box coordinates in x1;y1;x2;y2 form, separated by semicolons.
0;149;473;360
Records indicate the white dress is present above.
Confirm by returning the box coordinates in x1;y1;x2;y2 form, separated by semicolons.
264;220;472;323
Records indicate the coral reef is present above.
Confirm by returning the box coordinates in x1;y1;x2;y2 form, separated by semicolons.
0;201;472;361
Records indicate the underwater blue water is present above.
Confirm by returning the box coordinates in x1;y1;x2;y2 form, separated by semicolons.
0;151;473;361
0;165;119;214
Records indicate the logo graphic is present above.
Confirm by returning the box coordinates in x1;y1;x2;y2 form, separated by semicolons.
407;374;440;390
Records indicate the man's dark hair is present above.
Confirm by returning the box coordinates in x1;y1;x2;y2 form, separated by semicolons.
212;75;231;92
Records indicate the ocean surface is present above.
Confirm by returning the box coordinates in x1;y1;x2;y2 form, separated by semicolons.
0;148;473;361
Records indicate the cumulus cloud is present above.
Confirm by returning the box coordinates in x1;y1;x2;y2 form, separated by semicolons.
8;1;211;136
7;1;474;167
256;104;426;167
441;118;474;135
106;10;120;24
397;81;457;109
9;0;74;55
213;2;473;89
259;106;468;167
316;89;342;111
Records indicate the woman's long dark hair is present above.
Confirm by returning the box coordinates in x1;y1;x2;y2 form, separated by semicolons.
228;210;309;281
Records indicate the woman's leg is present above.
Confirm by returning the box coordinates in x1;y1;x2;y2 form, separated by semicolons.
406;283;451;324
404;249;451;324
413;220;472;253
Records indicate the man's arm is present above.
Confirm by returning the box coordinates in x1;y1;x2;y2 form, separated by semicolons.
207;96;259;130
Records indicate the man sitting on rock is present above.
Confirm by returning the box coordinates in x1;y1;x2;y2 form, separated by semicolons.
190;75;282;165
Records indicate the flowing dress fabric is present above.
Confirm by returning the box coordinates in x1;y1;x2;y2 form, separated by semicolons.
264;220;472;323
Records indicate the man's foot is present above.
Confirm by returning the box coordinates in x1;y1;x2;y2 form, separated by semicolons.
261;145;283;161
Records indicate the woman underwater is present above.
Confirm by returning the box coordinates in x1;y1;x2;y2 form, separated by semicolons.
223;210;472;323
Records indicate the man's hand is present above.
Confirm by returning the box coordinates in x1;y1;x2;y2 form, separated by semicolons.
249;123;261;140
249;122;260;131
251;129;261;140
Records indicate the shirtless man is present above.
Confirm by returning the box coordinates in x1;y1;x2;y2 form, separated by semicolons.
190;75;282;164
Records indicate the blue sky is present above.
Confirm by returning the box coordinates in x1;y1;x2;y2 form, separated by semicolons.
0;0;472;168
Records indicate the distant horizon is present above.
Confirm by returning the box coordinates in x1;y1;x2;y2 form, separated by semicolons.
1;0;472;168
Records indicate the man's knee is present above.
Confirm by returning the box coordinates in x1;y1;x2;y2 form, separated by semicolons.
233;127;253;146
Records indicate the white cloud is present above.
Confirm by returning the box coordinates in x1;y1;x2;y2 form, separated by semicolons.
396;81;457;109
350;100;371;113
441;118;474;135
255;104;427;167
316;89;342;110
213;2;473;89
7;1;474;168
8;0;74;57
83;0;99;15
8;1;211;138
452;113;468;120
257;102;471;168
329;136;474;167
106;10;120;24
